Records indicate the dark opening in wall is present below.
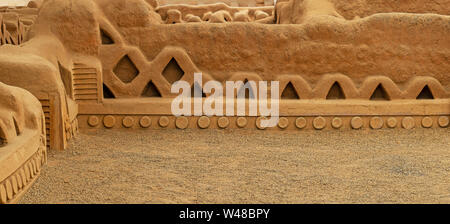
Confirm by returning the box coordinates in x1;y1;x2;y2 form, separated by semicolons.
326;82;345;100
237;79;256;99
416;85;434;100
100;28;114;45
142;81;162;97
281;82;300;99
103;84;115;99
370;84;390;101
162;58;184;84
113;55;139;83
191;82;206;98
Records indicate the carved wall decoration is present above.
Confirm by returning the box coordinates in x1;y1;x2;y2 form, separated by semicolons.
0;5;38;46
0;82;47;204
0;0;449;203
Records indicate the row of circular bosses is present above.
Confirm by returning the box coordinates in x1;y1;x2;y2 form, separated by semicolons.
87;115;450;130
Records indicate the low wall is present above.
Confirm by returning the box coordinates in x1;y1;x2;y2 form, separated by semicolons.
0;82;47;204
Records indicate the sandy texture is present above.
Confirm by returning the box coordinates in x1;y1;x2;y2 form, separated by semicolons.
20;128;449;204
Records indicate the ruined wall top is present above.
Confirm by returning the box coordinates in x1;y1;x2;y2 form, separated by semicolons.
159;0;274;7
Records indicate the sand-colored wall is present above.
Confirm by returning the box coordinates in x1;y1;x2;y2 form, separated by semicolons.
117;14;450;87
0;82;47;204
331;0;450;19
160;0;274;7
20;0;448;98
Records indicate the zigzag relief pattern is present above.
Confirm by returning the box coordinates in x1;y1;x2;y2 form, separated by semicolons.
277;74;450;100
100;45;215;98
97;19;449;101
98;20;215;99
228;73;263;99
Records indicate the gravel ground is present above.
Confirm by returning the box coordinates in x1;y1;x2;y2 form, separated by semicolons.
20;128;450;204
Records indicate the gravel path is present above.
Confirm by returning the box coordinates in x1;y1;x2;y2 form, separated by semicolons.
20;128;450;204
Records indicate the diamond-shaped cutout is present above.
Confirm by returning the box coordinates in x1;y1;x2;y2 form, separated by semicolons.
162;58;184;84
113;55;139;84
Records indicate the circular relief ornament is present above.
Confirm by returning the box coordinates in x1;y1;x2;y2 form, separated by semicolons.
278;117;289;129
122;116;134;128
103;115;116;128
351;117;363;130
87;116;99;127
236;117;248;128
438;116;449;128
217;117;230;129
295;117;307;129
159;116;170;128
402;117;415;130
139;116;152;128
331;117;343;129
313;117;326;130
175;117;189;129
370;117;384;129
198;116;211;129
421;117;433;128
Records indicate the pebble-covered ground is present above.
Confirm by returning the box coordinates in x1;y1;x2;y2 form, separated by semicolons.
21;128;449;204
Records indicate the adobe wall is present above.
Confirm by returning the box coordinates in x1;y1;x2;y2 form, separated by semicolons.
159;0;274;7
0;82;47;204
0;1;79;150
117;15;450;87
0;6;38;45
85;0;449;131
0;0;448;133
82;0;450;88
330;0;450;19
0;0;448;204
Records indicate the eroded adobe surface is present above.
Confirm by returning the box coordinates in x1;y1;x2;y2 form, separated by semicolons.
0;0;449;142
0;82;47;204
159;0;274;7
0;4;38;45
0;0;448;204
